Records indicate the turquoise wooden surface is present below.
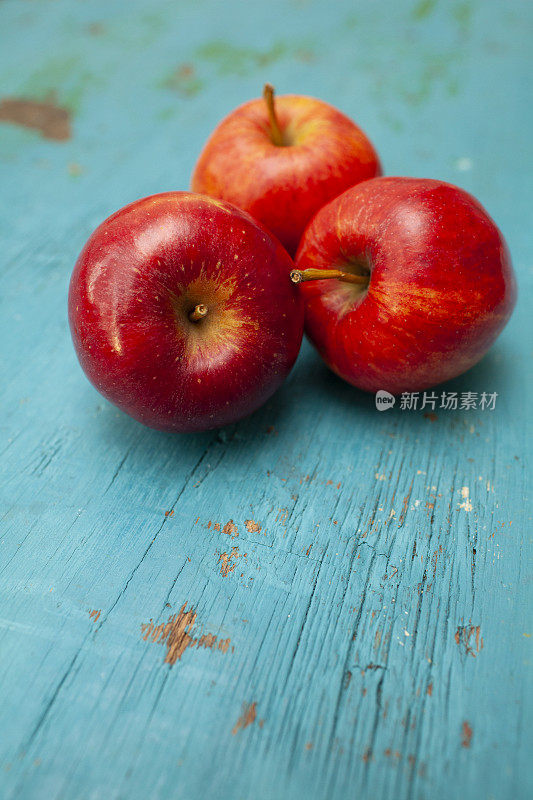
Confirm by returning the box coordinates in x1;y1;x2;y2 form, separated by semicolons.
1;1;531;798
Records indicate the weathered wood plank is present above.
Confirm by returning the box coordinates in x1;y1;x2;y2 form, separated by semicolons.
1;1;531;799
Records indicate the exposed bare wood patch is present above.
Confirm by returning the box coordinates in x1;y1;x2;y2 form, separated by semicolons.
244;519;261;533
276;507;289;523
0;97;71;140
461;721;473;748
455;624;483;657
384;748;401;760
218;546;240;577
232;701;257;735
196;633;217;649
141;603;231;666
222;519;238;537
88;609;101;622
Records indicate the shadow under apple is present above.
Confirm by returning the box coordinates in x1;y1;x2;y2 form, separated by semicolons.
87;337;515;473
90;357;299;468
293;340;516;425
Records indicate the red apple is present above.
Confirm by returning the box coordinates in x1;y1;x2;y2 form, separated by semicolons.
68;192;303;432
191;84;381;256
292;177;516;394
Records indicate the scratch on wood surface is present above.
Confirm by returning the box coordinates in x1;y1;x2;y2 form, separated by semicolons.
218;546;240;576
461;721;473;748
357;662;386;676
0;97;71;140
399;479;414;526
88;609;101;622
141;603;231;666
455;624;483;657
232;702;257;735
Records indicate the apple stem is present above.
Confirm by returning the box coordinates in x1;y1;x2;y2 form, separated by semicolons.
263;83;284;146
290;268;369;286
189;304;208;322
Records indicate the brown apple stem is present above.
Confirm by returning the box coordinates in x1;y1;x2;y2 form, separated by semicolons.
290;268;368;286
263;83;284;146
189;304;208;322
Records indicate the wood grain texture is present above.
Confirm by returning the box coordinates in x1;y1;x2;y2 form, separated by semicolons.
0;1;531;799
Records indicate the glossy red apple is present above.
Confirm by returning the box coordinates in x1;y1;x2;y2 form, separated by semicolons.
68;192;304;431
191;84;381;256
292;177;517;394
